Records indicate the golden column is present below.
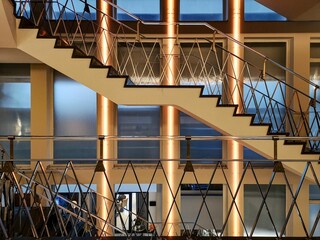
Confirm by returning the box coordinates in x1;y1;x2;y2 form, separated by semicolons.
225;0;244;236
96;0;117;236
160;0;181;236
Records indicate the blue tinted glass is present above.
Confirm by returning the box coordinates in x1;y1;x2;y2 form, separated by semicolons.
180;0;226;21
54;71;97;163
15;1;31;18
118;106;160;162
180;112;222;163
310;204;320;236
243;146;266;161
49;0;96;20
310;63;320;141
244;0;286;21
116;0;160;21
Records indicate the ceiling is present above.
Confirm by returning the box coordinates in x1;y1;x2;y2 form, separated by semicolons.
0;49;39;63
256;0;320;21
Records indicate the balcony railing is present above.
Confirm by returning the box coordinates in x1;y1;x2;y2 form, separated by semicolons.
0;134;319;238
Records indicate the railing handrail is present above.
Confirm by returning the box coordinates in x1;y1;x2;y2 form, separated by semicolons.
1;135;320;141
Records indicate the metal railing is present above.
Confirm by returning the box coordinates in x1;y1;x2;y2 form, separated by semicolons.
1;157;320;238
11;0;320;152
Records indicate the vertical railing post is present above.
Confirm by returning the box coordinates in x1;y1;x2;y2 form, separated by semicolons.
95;135;106;173
99;135;104;160
273;136;279;160
8;136;15;161
186;136;191;160
184;137;194;173
3;136;16;172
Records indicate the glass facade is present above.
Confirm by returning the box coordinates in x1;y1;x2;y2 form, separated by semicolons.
180;0;227;21
309;185;320;236
309;62;320;143
0;64;30;162
53;71;97;163
310;43;320;151
48;0;97;20
180;112;222;163
118;105;160;163
244;184;286;236
116;0;160;21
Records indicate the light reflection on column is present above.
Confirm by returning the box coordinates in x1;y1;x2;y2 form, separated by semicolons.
96;0;116;236
161;0;180;235
228;0;244;236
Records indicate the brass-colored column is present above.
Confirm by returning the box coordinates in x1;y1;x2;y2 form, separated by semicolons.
96;97;117;236
161;0;181;236
161;106;180;236
96;0;117;236
225;0;244;236
30;64;53;170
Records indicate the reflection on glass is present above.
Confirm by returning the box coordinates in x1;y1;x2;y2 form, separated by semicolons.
54;71;96;163
181;184;223;234
180;112;222;163
118;105;160;163
309;63;320;142
244;184;285;236
48;0;97;20
309;185;320;236
0;64;30;162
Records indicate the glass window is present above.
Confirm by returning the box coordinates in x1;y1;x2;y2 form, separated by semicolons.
0;64;31;162
244;0;286;21
243;146;267;163
309;185;320;236
15;1;31;18
245;184;286;236
309;62;320;146
181;184;223;233
180;112;222;163
118;106;160;163
116;0;160;21
54;71;97;163
180;0;227;21
48;0;97;20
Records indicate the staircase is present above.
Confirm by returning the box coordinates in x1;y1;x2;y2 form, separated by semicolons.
3;0;320;170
